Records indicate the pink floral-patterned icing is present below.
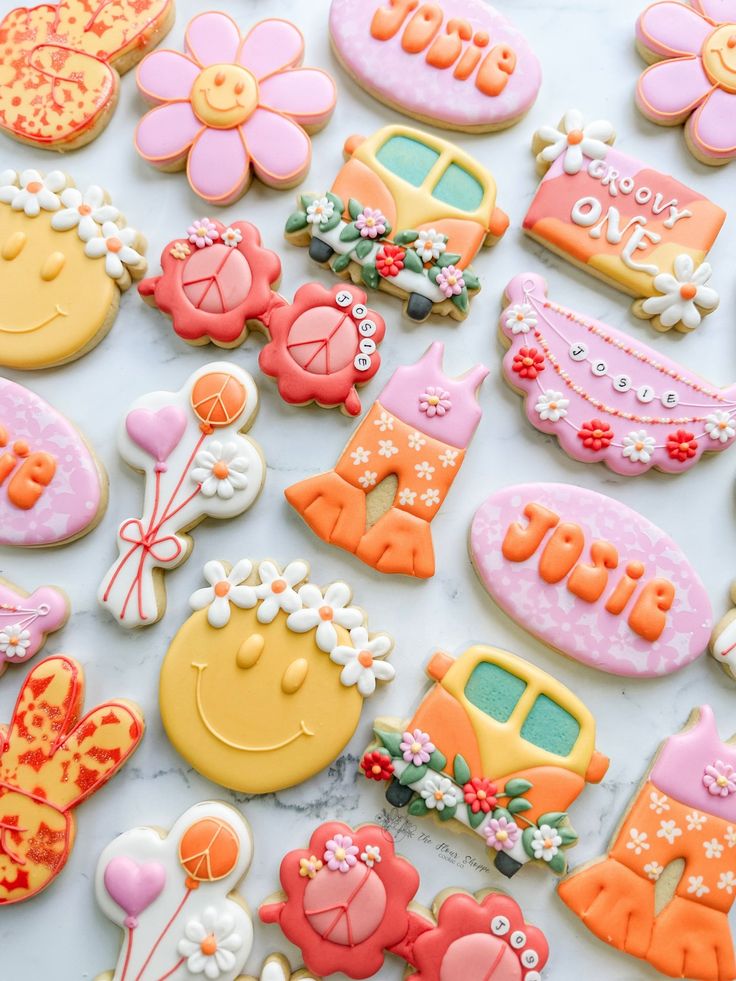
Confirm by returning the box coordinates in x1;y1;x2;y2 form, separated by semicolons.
636;0;736;163
0;378;105;547
135;13;337;205
329;0;541;130
470;482;713;677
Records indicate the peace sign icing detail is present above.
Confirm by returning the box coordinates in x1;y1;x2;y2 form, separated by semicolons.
94;801;253;981
0;578;68;675
135;13;337;206
0;0;174;150
98;363;265;629
500;274;736;474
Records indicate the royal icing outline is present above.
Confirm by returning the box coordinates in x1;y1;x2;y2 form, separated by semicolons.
159;559;394;794
260;821;549;979
135;13;337;205
470;483;713;678
363;644;609;878
0;169;146;369
329;0;541;132
0;578;68;675
94;801;253;981
500;274;736;473
636;0;736;166
285;124;508;322
0;655;144;905
560;706;736;979
98;363;264;629
524;109;726;332
285;343;487;578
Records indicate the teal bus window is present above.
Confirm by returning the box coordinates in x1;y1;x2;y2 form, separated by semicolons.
464;662;527;724
433;163;484;211
521;695;580;757
376;136;440;187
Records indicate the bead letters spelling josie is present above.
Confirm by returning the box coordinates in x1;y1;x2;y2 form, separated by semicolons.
502;501;674;643
0;423;55;510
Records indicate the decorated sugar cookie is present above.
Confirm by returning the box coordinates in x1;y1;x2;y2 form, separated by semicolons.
0;579;68;675
0;169;146;369
159;559;394;794
470;484;713;678
363;644;609;878
260;821;549;978
710;584;736;680
525;110;726;332
329;0;541;133
286;343;487;578
500;274;736;472
0;655;144;905
243;956;316;981
560;707;736;980
0;377;108;547
135;13;337;206
94;801;252;981
285;124;508;322
0;0;173;151
636;0;736;166
98;364;264;629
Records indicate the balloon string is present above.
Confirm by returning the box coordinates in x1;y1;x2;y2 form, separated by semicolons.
119;927;134;981
121;470;164;621
154;957;186;981
133;887;193;981
156;433;207;528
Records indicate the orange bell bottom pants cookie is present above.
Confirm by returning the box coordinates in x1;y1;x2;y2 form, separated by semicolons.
559;780;736;980
285;402;465;578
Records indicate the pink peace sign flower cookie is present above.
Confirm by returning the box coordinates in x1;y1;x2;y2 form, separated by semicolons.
636;0;736;165
135;13;337;206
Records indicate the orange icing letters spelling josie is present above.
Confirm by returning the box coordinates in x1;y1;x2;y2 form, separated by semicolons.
0;424;55;510
370;0;516;96
502;502;675;642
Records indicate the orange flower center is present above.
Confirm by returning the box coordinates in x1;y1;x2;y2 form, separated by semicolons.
106;236;123;253
26;181;42;193
477;789;487;800
272;579;287;594
434;790;444;801
567;129;584;145
680;441;691;451
371;764;382;775
200;935;218;956
8;635;19;645
549;401;558;410
720;420;729;430
214;581;230;597
213;461;229;479
79;204;92;215
544;839;555;849
635;442;644;451
593;429;604;439
523;357;534;367
319;605;334;621
679;283;697;300
358;650;374;667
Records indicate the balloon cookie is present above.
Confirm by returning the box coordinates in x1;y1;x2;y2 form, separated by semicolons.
0;578;68;676
135;12;337;206
470;483;713;678
285;124;509;322
0;376;108;547
524;109;726;332
260;821;549;978
329;0;542;132
0;169;146;369
94;801;252;981
636;0;736;166
98;363;264;629
160;558;394;794
363;644;609;878
0;0;173;151
500;274;736;473
560;706;736;981
0;655;144;905
286;343;487;578
710;581;736;681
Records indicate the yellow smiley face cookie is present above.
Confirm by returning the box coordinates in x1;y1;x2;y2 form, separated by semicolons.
0;169;146;370
159;559;395;794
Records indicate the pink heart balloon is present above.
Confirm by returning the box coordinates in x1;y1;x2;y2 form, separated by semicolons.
104;856;166;926
125;406;188;471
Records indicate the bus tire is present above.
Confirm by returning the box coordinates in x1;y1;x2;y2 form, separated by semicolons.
386;778;414;808
309;239;335;263
494;851;523;878
406;293;434;322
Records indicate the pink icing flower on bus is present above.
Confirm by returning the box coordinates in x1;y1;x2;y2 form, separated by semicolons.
135;12;336;205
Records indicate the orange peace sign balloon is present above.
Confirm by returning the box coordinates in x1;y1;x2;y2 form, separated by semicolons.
191;372;247;431
178;817;240;882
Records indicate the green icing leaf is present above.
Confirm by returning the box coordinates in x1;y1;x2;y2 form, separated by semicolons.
402;248;424;274
326;191;345;214
437;252;462;267
548;851;567;875
462;270;480;291
383;221;393;238
374;730;402;757
438;803;457;822
408;797;429;817
492;806;513;824
468;807;486;830
299;193;317;210
332;252;352;273
521;826;537;859
453;754;471;787
427;266;441;284
399;763;428;786
393;229;419;246
427;748;447;772
285;212;308;234
355;239;374;260
538;811;567;828
508;797;533;815
451;289;469;314
558;826;578;846
320;211;342;233
362;263;379;290
340;223;361;242
348;198;363;220
504;778;533;798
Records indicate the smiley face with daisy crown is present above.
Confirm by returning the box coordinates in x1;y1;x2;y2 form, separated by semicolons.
0;169;146;369
160;559;395;794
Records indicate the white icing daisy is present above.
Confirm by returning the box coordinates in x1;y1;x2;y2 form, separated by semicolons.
535;390;569;422
622;430;656;463
84;221;144;279
329;625;394;696
286;581;363;652
531;824;563;861
190;441;250;499
535;109;614;175
641;255;719;330
221;226;242;247
505;303;537;334
0;169;67;216
254;560;308;623
189;559;256;627
177;907;243;978
306;196;334;224
420;775;459;811
0;624;31;659
414;228;446;263
705;411;736;443
50;185;119;240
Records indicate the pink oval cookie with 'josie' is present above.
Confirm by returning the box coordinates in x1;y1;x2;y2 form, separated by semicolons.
0;378;106;547
470;483;712;678
329;0;541;132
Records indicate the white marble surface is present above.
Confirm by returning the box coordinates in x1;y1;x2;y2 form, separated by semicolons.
1;0;735;977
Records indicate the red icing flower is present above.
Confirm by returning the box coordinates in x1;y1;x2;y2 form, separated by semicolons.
463;777;498;814
667;429;698;462
376;244;405;278
512;347;545;380
578;418;613;451
361;751;394;781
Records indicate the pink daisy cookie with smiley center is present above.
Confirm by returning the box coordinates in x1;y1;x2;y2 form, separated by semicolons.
135;12;337;205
